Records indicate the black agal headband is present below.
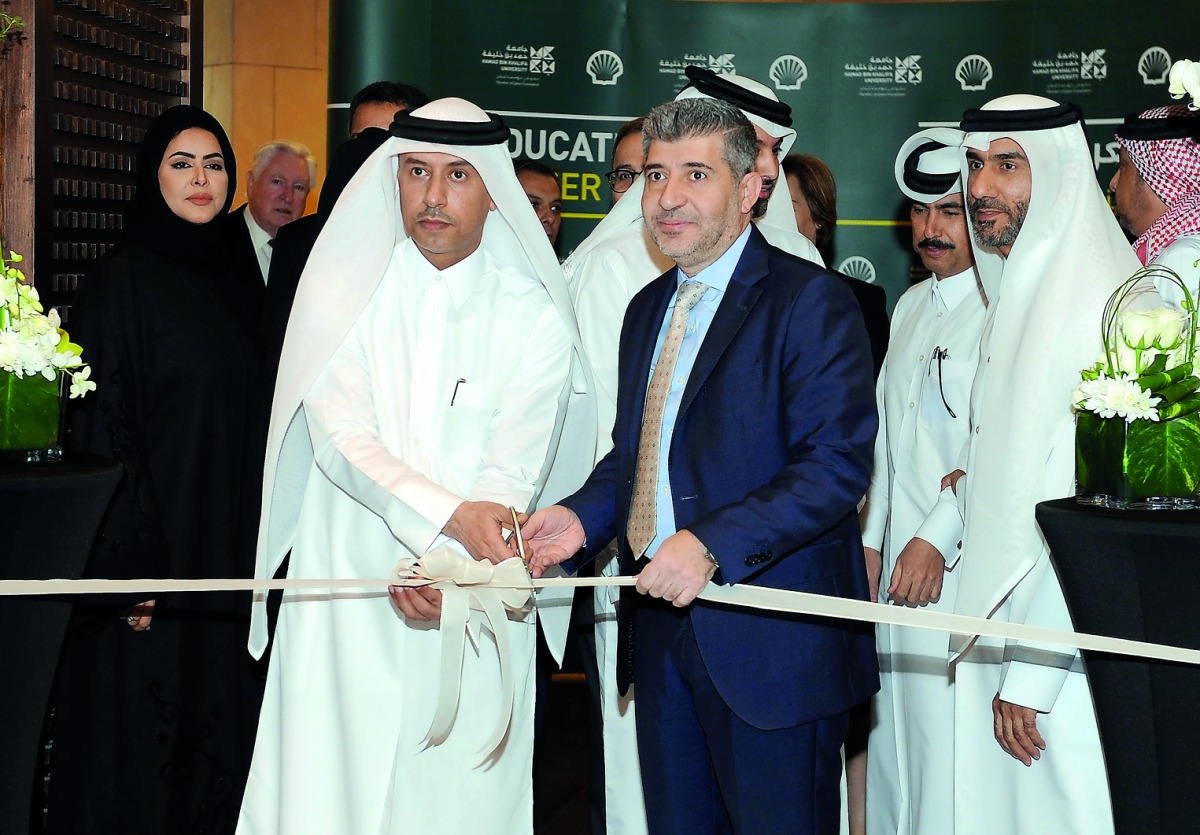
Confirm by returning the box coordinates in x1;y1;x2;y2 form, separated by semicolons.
1117;112;1200;142
681;65;793;129
960;102;1084;133
390;110;510;145
903;141;959;198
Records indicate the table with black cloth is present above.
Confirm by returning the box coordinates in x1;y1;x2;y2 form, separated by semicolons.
0;459;121;835
1038;498;1200;835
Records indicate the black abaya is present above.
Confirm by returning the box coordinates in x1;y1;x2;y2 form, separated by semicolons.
49;106;266;835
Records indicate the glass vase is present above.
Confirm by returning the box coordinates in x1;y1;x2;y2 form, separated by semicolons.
1075;410;1200;509
0;370;66;462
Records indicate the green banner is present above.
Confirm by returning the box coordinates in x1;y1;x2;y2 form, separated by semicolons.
329;0;1199;308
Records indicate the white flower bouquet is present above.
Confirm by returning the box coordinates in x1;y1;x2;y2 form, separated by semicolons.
1;246;94;459
1;248;93;396
1074;266;1200;508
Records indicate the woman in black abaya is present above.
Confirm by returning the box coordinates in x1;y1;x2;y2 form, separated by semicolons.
50;105;265;835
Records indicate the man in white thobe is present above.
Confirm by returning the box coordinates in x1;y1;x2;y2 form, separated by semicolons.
237;98;586;835
949;95;1145;834
862;130;986;835
1111;105;1200;307
562;65;821;834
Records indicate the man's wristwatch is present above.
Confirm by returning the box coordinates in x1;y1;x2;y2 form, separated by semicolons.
702;548;720;572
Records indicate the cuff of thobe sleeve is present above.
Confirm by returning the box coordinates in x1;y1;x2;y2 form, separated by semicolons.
914;487;964;568
861;493;886;553
391;487;464;554
998;654;1075;714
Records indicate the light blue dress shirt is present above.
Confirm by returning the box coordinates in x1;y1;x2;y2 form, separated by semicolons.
645;224;752;558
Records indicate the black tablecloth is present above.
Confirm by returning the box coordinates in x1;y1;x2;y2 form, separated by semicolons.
1038;498;1200;835
0;459;122;835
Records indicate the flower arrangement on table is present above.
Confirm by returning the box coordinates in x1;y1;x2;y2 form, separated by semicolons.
1074;267;1200;508
0;246;94;459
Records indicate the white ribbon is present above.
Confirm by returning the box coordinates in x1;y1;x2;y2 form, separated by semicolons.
7;568;1200;754
395;549;533;757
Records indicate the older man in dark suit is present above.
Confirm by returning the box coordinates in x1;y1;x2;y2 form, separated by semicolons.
524;97;878;834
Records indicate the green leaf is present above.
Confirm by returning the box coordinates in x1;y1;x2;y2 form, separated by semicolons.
1076;412;1127;496
1126;414;1200;497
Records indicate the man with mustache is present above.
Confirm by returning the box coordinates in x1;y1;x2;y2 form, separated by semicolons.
944;95;1144;834
238;98;587;835
863;129;986;835
1110;105;1200;307
524;96;878;834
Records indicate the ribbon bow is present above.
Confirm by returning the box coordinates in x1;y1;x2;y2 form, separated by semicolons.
394;547;533;758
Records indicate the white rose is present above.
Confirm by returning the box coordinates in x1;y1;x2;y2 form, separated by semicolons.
1119;308;1186;355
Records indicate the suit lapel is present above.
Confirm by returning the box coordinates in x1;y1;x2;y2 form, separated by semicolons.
678;226;769;418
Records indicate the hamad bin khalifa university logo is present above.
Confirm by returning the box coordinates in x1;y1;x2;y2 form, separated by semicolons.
529;46;555;75
894;55;922;84
1081;49;1107;80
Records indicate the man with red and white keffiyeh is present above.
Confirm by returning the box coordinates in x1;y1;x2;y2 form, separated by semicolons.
1111;105;1200;307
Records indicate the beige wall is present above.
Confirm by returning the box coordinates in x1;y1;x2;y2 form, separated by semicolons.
203;0;330;213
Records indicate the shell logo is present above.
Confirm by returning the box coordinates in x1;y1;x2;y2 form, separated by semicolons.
839;256;877;286
586;50;624;86
769;55;808;91
955;54;993;92
1138;47;1171;86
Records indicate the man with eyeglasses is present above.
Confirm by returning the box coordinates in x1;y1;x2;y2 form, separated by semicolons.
861;129;985;835
607;117;646;205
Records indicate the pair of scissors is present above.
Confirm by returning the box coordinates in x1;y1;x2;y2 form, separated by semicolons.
506;506;528;566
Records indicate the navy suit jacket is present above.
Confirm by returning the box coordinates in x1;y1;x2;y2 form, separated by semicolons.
563;225;880;730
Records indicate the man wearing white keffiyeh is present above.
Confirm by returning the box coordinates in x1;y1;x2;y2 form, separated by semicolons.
1112;105;1200;307
948;95;1149;835
237;97;592;835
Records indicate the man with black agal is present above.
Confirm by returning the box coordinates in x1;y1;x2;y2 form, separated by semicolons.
948;95;1146;835
238;97;589;835
1111;105;1200;307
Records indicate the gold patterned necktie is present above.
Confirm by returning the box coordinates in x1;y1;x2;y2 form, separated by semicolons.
626;279;709;559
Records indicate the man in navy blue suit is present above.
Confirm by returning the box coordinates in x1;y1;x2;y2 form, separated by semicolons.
524;97;879;833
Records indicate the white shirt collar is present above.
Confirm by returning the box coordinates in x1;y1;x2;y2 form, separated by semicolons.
244;206;272;250
400;238;487;310
676;223;753;294
930;265;979;312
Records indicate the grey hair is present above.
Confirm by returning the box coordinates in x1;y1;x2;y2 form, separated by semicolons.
250;140;317;188
641;98;757;181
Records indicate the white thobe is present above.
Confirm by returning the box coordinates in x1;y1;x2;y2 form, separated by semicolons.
238;241;571;835
952;295;1113;835
862;268;985;835
1151;233;1200;311
569;223;672;835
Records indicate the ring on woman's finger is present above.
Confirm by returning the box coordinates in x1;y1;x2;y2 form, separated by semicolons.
126;615;138;625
